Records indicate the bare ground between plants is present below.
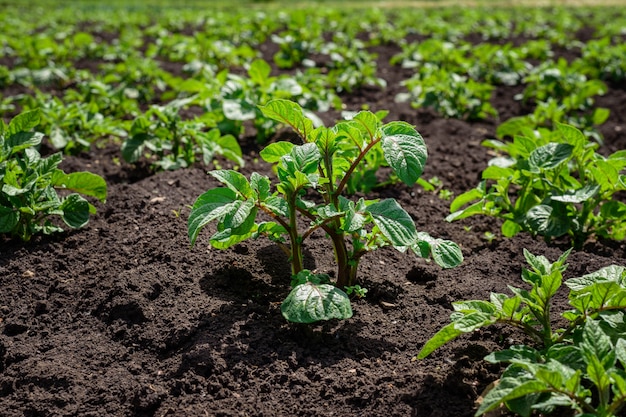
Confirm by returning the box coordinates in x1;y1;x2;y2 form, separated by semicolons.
2;40;626;417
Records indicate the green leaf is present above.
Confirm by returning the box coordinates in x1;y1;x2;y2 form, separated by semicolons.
502;219;523;237
453;300;497;314
430;239;463;269
121;133;149;163
260;141;294;163
581;320;615;370
477;378;549;416
525;204;570;237
51;171;107;202
0;205;19;233
251;173;271;201
210;170;252;197
482;165;514;180
417;322;463;359
381;122;427;185
188;187;239;246
281;281;352;323
616;339;626;369
259;99;314;141
6;132;44;154
449;185;485;213
592;107;611;126
59;194;90;229
566;265;626;291
291;143;321;173
248;59;272;85
414;233;463;269
556;122;586;154
551;184;599;203
528;143;573;172
367;199;417;246
7;109;40;136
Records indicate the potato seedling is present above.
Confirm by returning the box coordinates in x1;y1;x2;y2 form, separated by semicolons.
189;99;462;323
419;249;626;417
0;110;107;241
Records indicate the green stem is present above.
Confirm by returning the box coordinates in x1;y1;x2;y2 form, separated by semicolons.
330;230;352;289
288;193;304;276
334;139;380;198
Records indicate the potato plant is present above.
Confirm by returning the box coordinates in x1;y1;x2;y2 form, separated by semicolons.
188;99;462;323
448;123;626;248
0;110;107;241
419;249;626;417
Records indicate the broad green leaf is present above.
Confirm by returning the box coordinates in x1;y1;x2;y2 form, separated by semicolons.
502;219;523;237
281;281;352;323
453;311;497;332
210;202;257;249
212;132;244;166
381;122;427;185
263;196;288;217
259;141;294;163
0;205;19;233
6;132;44;154
581;320;615;370
210;170;252;197
259;99;314;141
528;143;573;172
477;378;549;416
427;238;463;269
535;366;562;388
248;59;272;85
291;142;321;173
220;199;256;230
525;204;570;237
351;111;381;140
367;199;417;246
250;172;271;201
609;369;626;398
600;201;626;220
341;197;367;233
589;281;621;310
502;296;522;318
60;194;90;229
121;133;149;163
453;300;497;314
551;184;599;203
7;109;40;136
188;187;238;246
566;265;626;291
556;122;586;154
586;354;611;394
51;171;107;202
482;165;514;180
587;159;619;191
592;107;611;126
485;345;542;364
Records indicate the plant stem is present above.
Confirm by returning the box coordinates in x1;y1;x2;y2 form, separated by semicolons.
288;193;304;276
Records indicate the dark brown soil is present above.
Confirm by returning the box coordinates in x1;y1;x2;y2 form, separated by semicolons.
1;32;626;417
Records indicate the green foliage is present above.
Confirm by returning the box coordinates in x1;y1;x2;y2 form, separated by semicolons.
189;99;462;323
213;59;336;143
418;249;626;417
400;68;497;121
0;110;107;241
121;97;243;171
447;123;626;248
